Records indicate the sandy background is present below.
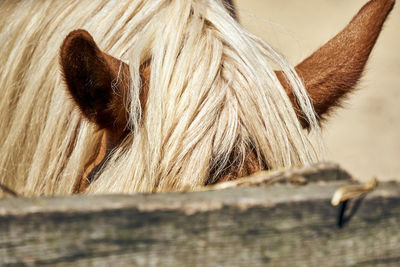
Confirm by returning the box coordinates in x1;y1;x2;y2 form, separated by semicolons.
235;0;400;181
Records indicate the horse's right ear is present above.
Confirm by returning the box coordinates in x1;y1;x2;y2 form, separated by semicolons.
60;29;130;132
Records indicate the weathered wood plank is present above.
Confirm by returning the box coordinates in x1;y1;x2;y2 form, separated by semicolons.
1;164;399;266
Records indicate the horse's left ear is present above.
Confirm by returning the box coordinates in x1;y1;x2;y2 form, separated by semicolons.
277;0;395;128
60;29;130;134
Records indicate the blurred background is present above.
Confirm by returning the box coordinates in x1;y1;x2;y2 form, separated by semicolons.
235;0;400;182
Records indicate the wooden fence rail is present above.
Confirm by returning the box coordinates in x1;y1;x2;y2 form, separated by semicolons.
1;163;399;266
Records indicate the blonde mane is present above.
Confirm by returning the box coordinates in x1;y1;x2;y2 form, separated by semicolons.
0;0;323;196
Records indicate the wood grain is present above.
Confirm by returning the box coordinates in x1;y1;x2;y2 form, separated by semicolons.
1;164;399;266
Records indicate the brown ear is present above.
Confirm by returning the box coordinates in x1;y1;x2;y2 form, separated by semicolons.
277;0;395;128
60;29;130;135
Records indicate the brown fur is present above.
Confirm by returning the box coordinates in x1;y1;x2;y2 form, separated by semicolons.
60;30;152;191
60;30;129;137
207;146;265;185
73;132;108;193
277;0;396;127
60;0;395;192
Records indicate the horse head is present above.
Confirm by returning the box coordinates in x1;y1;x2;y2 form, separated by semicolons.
60;0;395;193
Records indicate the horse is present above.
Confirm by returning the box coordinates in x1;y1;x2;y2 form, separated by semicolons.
0;0;395;197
